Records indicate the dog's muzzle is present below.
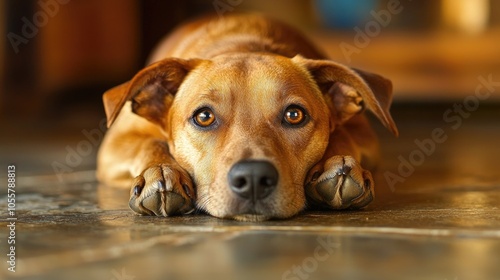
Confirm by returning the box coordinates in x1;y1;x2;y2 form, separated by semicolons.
228;160;278;201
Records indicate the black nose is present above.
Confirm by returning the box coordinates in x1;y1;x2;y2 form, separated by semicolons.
228;160;279;200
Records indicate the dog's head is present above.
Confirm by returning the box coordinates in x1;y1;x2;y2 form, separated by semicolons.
103;53;397;221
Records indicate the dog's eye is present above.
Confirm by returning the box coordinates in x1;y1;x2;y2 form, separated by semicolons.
193;108;216;127
283;105;307;126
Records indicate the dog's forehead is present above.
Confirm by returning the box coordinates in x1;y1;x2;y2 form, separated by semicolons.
185;54;315;100
210;54;304;80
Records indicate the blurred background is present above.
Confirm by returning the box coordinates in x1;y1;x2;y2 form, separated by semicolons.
1;0;500;174
2;3;499;279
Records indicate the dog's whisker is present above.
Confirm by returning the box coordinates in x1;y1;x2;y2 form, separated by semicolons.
194;186;213;212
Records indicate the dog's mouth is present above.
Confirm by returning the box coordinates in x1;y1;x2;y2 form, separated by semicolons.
227;200;273;222
232;214;271;222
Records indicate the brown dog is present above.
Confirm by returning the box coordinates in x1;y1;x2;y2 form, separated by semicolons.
97;14;398;221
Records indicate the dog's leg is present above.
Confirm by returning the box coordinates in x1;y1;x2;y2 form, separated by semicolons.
125;139;196;217
305;155;374;210
99;118;195;217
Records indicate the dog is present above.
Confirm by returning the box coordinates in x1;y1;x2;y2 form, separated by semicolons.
97;14;398;221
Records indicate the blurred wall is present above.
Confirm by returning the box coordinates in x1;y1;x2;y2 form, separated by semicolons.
2;0;500;122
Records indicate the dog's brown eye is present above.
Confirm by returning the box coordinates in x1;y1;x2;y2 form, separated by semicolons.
193;108;216;127
283;106;306;126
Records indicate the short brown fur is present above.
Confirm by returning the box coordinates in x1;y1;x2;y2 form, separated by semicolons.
97;14;397;221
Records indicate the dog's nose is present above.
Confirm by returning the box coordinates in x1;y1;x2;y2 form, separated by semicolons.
228;160;278;200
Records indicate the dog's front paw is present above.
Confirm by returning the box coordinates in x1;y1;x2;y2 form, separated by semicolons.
129;164;195;216
306;156;374;210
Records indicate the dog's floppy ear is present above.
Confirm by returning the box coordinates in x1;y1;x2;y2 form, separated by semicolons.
292;56;398;136
103;58;203;128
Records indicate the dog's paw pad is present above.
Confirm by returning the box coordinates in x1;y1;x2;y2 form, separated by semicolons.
128;164;195;217
316;174;364;203
306;156;374;210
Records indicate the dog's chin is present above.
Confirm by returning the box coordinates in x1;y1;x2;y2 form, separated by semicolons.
231;214;271;222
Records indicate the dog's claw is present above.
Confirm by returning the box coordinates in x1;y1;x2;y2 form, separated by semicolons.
306;155;374;210
128;164;195;217
133;185;143;196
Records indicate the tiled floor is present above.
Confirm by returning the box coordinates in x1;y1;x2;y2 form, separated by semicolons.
1;103;499;280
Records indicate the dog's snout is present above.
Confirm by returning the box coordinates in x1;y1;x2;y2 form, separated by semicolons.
228;160;278;200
